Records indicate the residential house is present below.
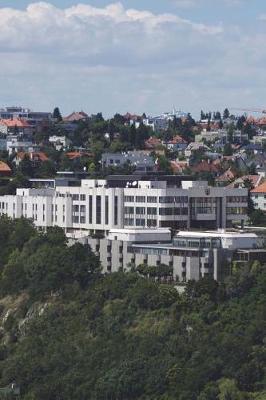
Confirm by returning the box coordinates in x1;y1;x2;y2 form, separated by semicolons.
164;135;188;152
251;182;266;212
0;118;33;136
63;111;89;122
49;135;72;151
144;136;163;150
101;151;155;171
227;175;264;189
216;168;237;186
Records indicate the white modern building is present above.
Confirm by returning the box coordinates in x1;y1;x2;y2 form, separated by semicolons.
143;109;188;132
49;135;71;151
101;151;155;171
76;228;264;281
0;175;248;234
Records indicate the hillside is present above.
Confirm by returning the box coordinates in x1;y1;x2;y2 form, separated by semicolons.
0;216;265;400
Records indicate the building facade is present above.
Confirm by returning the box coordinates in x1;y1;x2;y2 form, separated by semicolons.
0;176;248;233
79;229;263;281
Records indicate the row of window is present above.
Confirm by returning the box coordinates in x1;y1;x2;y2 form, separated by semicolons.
124;218;157;227
124;207;189;216
124;196;189;203
227;196;247;203
226;207;247;215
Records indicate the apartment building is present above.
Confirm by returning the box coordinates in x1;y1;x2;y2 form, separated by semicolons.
0;175;248;233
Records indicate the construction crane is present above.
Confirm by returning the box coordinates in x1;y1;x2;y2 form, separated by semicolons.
231;107;266;114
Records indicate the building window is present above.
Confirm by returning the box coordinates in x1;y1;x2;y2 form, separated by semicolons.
105;196;109;225
136;207;145;215
136;218;145;226
124;206;134;214
124;196;134;202
147;196;157;203
147;207;157;215
114;196;118;225
147;219;157;227
124;218;134;226
80;194;86;201
96;196;101;225
72;194;79;200
89;195;93;224
136;196;145;203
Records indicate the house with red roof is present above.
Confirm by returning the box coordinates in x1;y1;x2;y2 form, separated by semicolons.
144;136;163;150
66;151;92;160
0;118;33;135
227;175;264;189
164;135;188;152
63;111;89;123
251;181;266;212
0;160;12;176
170;160;188;174
191;160;220;175
216;168;237;186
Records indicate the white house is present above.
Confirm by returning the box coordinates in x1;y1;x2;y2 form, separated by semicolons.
251;181;266;211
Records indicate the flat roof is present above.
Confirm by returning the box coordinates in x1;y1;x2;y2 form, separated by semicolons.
176;231;258;239
109;228;171;234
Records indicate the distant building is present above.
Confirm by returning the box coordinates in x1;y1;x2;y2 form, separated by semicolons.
0;176;248;233
6;136;37;155
144;136;163;150
0;118;33;136
101;151;155;171
227;175;264;189
251;181;266;211
49;135;72;151
143;109;188;132
0;107;51;125
63;111;89;122
78;229;264;281
164;135;188;152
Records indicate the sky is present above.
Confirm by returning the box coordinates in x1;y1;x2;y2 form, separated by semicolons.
0;0;266;118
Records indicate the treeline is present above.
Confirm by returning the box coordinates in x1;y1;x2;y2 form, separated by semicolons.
0;216;265;399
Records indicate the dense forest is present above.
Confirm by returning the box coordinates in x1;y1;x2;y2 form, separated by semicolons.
0;216;265;399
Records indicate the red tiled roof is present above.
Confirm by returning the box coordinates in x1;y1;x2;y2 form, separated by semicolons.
191;160;219;174
251;181;266;193
0;160;11;173
63;111;89;122
227;175;263;189
0;118;30;128
169;135;187;144
171;161;188;174
216;168;236;182
66;151;91;160
145;136;163;149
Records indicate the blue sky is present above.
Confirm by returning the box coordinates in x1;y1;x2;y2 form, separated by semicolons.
0;0;266;117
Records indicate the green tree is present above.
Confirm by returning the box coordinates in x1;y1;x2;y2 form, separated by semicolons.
52;107;63;121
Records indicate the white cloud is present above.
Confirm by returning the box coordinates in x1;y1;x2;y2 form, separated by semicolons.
0;1;264;116
173;0;248;8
